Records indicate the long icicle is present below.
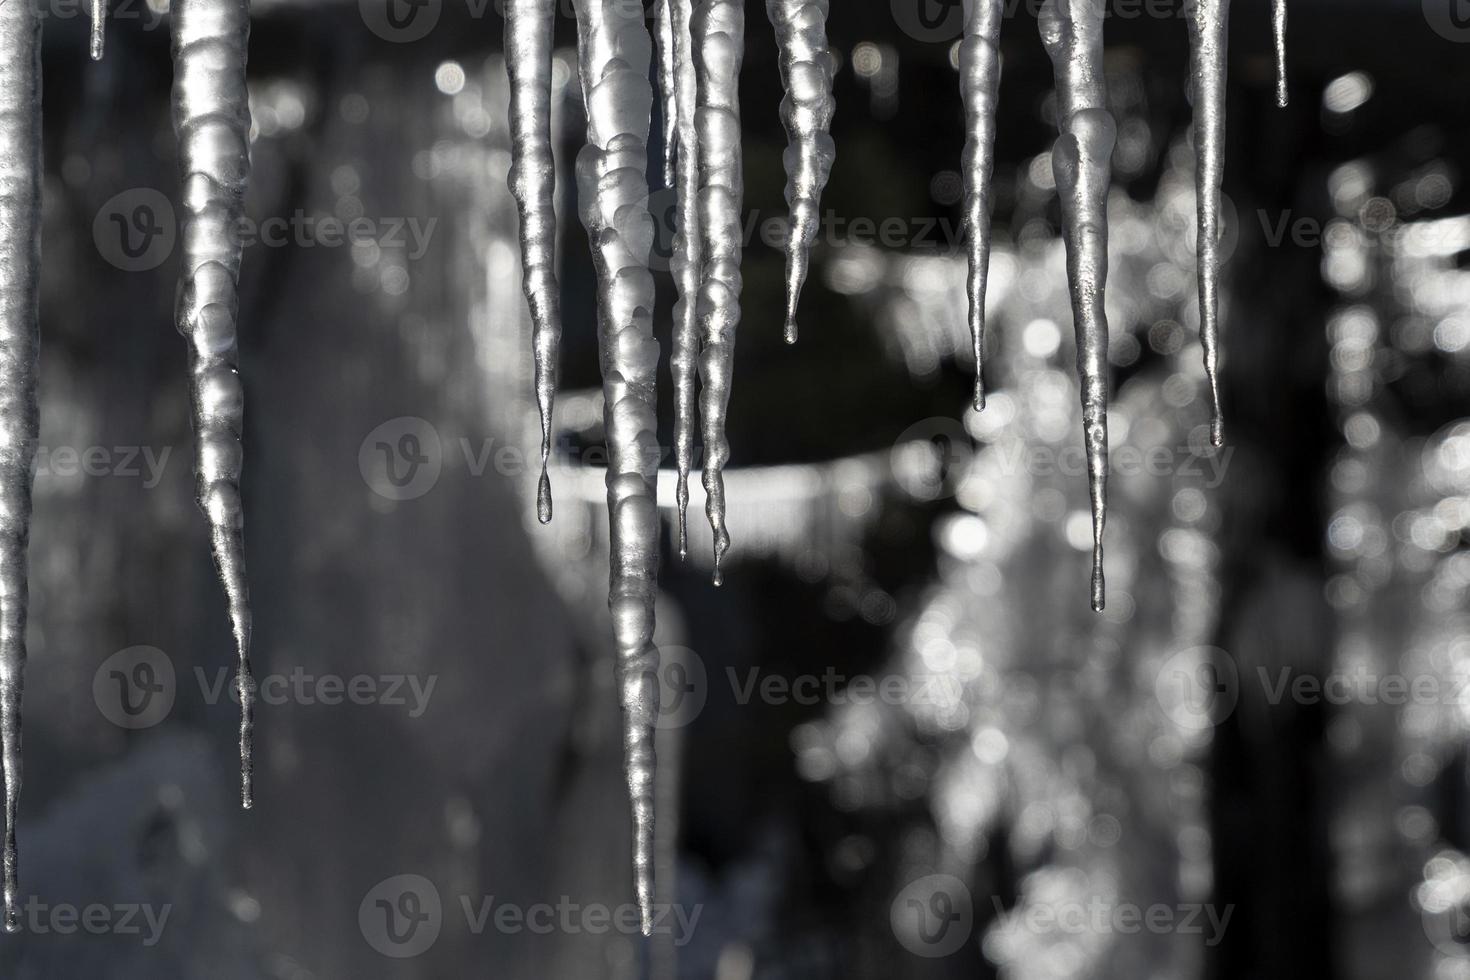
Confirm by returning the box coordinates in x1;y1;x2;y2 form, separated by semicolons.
670;0;701;560
1187;0;1227;448
1272;0;1287;107
694;0;744;585
959;0;1002;410
172;0;255;806
0;0;42;932
572;0;661;935
655;0;678;188
1039;0;1113;612
507;0;563;524
766;0;834;344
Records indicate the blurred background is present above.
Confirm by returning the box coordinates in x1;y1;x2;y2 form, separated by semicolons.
7;0;1470;976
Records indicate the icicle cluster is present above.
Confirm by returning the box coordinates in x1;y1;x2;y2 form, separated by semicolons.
570;0;663;936
172;0;256;807
1039;0;1113;611
766;0;835;344
959;0;1003;410
506;0;563;525
0;0;42;932
693;0;745;587
1186;0;1228;447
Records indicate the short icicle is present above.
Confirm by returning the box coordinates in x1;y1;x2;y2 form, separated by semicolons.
172;0;256;806
670;0;701;560
90;0;105;59
959;0;1003;410
0;0;42;932
1272;0;1287;107
1039;0;1113;611
506;0;563;524
694;0;744;585
572;0;662;935
766;0;834;344
1186;0;1228;448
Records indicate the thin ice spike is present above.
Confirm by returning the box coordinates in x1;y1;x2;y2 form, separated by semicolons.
1039;0;1112;611
0;0;42;933
766;0;835;344
670;0;701;560
572;0;661;936
959;0;1002;410
694;0;744;585
90;0;105;59
172;0;256;806
656;0;678;188
1187;0;1227;448
507;0;563;524
1272;0;1287;107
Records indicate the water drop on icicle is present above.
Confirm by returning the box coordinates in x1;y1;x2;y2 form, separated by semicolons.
506;0;563;524
694;0;744;586
766;0;834;345
1186;0;1227;448
0;0;43;932
1039;0;1112;612
669;0;701;561
655;0;678;188
172;0;256;806
1272;0;1287;107
572;0;661;936
959;0;1002;410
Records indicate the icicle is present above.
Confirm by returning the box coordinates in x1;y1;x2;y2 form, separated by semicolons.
90;0;105;59
172;0;255;806
507;0;563;524
694;0;744;585
0;0;42;933
670;0;701;561
959;0;1002;410
766;0;834;345
1186;0;1227;448
1039;0;1113;612
1272;0;1287;107
572;0;661;936
655;0;678;188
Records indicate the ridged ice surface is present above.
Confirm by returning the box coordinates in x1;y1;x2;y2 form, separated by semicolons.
1273;0;1287;107
959;0;1002;410
1039;0;1113;612
572;0;661;935
669;0;701;559
694;0;744;585
1187;0;1228;448
172;0;256;807
0;0;41;933
766;0;834;345
507;0;563;524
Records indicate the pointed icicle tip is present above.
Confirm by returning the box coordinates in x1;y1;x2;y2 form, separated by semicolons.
537;469;553;524
972;382;986;414
4;903;18;934
1091;552;1105;612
